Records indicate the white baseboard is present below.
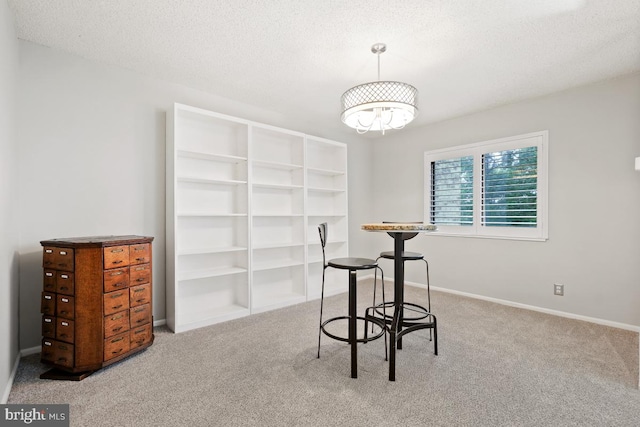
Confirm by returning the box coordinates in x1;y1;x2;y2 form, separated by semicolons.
20;346;41;357
154;318;166;327
358;274;640;333
1;354;21;404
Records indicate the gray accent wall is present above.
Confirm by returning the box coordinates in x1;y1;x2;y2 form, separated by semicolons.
0;0;19;403
371;73;640;327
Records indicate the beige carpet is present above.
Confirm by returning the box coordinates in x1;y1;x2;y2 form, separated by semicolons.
8;279;640;426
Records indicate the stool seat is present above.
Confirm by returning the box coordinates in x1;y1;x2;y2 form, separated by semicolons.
378;251;424;261
328;257;378;270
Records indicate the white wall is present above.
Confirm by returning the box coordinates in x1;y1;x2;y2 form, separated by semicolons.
17;40;367;350
0;0;20;403
372;73;640;327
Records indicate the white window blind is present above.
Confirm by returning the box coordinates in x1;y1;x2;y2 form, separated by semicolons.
425;131;548;241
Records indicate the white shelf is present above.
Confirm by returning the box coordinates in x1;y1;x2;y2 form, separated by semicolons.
178;266;247;281
307;166;345;176
178;246;247;255
253;182;303;190
178;177;247;185
253;259;305;271
253;159;303;170
177;150;247;163
177;212;247;217
167;103;347;333
177;304;250;333
307;186;346;193
252;242;304;249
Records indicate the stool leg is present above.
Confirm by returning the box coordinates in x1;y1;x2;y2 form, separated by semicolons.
378;266;388;361
423;258;432;341
371;258;381;333
349;270;357;379
317;266;326;359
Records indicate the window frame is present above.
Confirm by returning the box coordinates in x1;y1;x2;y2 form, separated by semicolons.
424;130;548;241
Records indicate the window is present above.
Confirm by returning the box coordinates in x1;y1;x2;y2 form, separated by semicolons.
425;131;548;241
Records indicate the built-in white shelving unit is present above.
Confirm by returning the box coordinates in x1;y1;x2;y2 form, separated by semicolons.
166;103;348;333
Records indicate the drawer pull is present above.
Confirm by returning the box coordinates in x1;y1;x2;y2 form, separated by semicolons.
134;288;145;293
45;249;53;253
112;304;123;310
135;299;145;303
136;257;145;261
113;282;126;288
113;326;123;332
112;260;123;264
111;314;124;320
61;274;69;279
134;307;145;313
111;271;124;276
58;345;68;350
46;272;53;277
112;349;123;355
112;337;125;343
59;251;67;255
134;247;145;251
44;295;52;300
134;329;146;335
136;278;145;282
57;357;67;362
44;341;52;346
135;339;144;344
111;293;123;298
60;286;69;291
135;267;145;271
61;298;69;303
61;321;69;326
136;318;146;323
111;248;124;253
60;310;68;315
60;333;68;338
44;318;52;323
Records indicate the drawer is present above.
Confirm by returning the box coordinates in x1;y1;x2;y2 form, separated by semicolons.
104;332;130;361
103;267;130;293
43;270;56;292
130;324;152;349
129;263;151;286
43;247;74;271
42;315;55;338
41;292;56;316
56;318;75;343
103;290;130;316
56;295;75;319
129;283;151;307
42;338;74;368
104;245;130;269
105;310;130;338
130;303;151;328
56;271;75;295
130;243;151;265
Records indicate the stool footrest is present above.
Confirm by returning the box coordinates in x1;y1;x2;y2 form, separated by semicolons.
373;301;433;323
321;315;386;344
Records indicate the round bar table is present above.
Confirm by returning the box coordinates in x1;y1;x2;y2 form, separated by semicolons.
361;222;437;381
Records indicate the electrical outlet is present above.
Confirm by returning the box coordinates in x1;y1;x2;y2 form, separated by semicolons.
554;284;564;296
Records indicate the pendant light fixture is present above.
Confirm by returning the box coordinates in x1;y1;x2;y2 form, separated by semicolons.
341;43;419;135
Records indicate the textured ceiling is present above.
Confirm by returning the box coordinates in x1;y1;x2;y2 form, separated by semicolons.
7;0;640;137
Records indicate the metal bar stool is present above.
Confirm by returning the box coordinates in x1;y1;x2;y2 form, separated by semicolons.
317;223;387;378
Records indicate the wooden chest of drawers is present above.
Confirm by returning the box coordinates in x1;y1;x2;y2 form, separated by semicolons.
39;235;154;380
